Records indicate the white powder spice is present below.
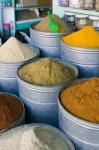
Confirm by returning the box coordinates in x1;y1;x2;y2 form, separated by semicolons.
0;37;37;63
0;125;72;150
0;125;29;150
19;127;71;150
69;0;81;8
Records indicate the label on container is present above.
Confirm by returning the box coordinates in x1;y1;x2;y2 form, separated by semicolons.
96;0;99;11
65;15;75;24
92;21;99;27
59;0;69;7
82;0;95;9
75;17;88;29
3;23;11;41
69;0;81;8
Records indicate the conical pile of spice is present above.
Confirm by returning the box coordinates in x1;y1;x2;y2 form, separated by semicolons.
0;37;37;63
33;14;71;33
18;58;76;86
62;26;99;48
60;77;99;123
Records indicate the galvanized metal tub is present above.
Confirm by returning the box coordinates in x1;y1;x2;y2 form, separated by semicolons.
17;59;78;127
0;92;25;135
58;79;99;150
30;24;73;58
61;41;99;77
0;45;40;96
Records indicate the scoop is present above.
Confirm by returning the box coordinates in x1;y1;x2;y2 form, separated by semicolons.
48;11;60;33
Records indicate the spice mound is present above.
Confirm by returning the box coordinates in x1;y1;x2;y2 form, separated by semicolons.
60;77;99;123
18;58;76;86
62;26;99;48
33;14;71;33
0;93;23;131
0;124;72;150
0;37;37;63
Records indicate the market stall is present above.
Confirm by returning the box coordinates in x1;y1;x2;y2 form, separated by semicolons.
0;0;99;150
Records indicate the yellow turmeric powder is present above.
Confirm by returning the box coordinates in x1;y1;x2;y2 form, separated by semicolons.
60;77;99;123
62;26;99;48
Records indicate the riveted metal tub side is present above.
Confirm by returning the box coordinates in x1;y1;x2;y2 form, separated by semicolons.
35;45;61;58
58;79;99;150
0;63;22;95
30;28;67;47
21;96;58;127
61;128;99;150
61;41;99;77
30;25;73;57
17;77;64;103
61;41;99;65
17;77;64;127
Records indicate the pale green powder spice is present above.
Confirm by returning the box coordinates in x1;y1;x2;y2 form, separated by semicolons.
18;58;76;86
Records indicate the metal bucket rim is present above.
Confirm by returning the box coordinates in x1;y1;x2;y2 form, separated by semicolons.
20;94;58;104
0;76;16;79
62;128;99;146
17;58;78;90
0;44;40;66
63;58;99;66
30;27;66;36
31;42;61;48
30;22;73;36
58;78;99;129
61;41;99;53
18;76;67;90
0;92;25;134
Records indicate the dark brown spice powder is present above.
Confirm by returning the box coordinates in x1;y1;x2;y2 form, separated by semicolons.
0;94;23;131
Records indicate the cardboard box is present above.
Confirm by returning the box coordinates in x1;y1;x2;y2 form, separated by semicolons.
16;0;38;7
38;0;52;6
